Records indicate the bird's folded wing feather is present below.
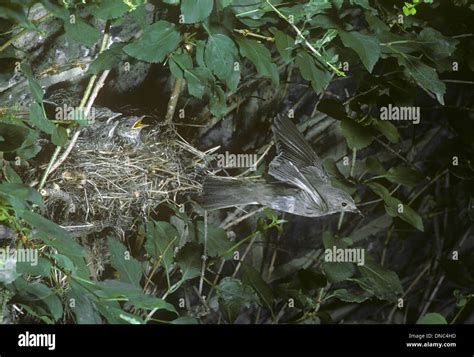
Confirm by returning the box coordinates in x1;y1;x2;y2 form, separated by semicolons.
269;156;328;211
270;115;329;180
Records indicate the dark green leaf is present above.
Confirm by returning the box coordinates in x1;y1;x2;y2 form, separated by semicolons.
372;119;400;143
189;222;232;257
384;166;424;187
339;31;381;73
205;34;239;90
417;312;448;324
398;57;446;105
331;288;370;303
0;123;29;152
108;237;143;287
352;257;403;302
176;242;202;281
87;0;129;20
340;117;374;150
181;0;214;23
87;43;125;74
51;126;68;147
64;18;100;47
296;50;331;94
273;29;294;64
217;277;256;323
123;21;181;63
237;37;279;86
30;103;55;135
241;262;273;313
21;64;43;103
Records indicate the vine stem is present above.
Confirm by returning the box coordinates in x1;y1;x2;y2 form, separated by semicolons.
198;211;208;298
265;0;345;76
36;21;111;189
165;77;185;124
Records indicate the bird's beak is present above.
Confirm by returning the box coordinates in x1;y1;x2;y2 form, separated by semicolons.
132;117;149;129
354;208;364;217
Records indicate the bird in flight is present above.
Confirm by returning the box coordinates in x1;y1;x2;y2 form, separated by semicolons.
202;115;360;217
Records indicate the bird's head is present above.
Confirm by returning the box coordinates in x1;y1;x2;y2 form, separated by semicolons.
324;186;361;215
116;116;149;140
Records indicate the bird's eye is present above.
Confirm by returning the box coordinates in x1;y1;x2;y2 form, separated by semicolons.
341;202;347;208
101;133;106;138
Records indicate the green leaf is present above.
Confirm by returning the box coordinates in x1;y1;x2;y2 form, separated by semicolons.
185;67;214;99
0;183;44;213
15;278;63;322
189;222;232;257
87;43;125;74
352;257;403;302
0;123;29;152
241;262;273;313
216;0;233;11
296;50;331;94
64;18;101;47
108;237;143;287
22;212;86;257
176;242;202;281
365;157;386;175
209;84;227;117
180;0;214;23
384;165;424;187
349;214;393;243
51;126;68;147
169;49;193;79
367;182;424;231
237;37;279;86
418;28;458;60
144;220;179;273
331;288;370;303
123;21;181;63
398;57;446;105
16;257;52;277
68;281;102;324
321;232;355;283
205;34;239;90
21;64;43;103
217;277;256;323
4;164;22;183
417;312;448;324
273;29;294;64
372;119;400;143
339;31;381;73
128;294;177;314
340;117;374;150
87;0;130;20
30;103;55;135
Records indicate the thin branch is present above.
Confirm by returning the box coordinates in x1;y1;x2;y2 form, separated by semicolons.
198;211;208;297
165;77;185;124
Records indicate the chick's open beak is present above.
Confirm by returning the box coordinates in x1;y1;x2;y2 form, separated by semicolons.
132;117;149;129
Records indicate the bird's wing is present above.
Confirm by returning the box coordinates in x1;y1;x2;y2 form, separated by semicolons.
269;156;328;211
270;115;329;180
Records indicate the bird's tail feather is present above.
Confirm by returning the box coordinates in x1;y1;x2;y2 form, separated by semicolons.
201;177;265;209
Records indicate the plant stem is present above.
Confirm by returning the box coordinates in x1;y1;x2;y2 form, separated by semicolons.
266;0;345;76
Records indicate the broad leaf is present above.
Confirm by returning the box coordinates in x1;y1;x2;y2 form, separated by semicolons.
123;21;181;63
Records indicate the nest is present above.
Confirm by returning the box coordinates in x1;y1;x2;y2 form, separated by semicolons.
41;126;212;236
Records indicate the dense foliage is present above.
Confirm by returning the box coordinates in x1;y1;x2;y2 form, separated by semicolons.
0;0;472;324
